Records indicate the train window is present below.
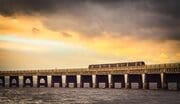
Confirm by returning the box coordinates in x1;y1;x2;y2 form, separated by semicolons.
93;65;100;68
101;64;109;68
137;62;141;66
118;64;122;67
128;62;135;66
121;63;127;67
110;64;117;68
137;62;145;66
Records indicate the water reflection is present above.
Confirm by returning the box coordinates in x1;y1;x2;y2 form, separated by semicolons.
0;88;179;104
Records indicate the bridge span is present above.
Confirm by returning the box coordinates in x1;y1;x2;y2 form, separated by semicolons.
0;62;180;90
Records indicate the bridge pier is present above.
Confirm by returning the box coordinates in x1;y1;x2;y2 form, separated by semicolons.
47;75;51;87
51;75;62;87
142;74;148;89
111;74;125;88
161;73;168;89
0;76;5;87
96;75;109;88
10;76;19;87
77;75;81;88
23;76;33;87
66;75;77;88
37;76;48;87
108;74;112;88
125;74;129;89
178;82;180;90
81;75;93;88
19;76;23;87
33;76;37;87
92;75;97;88
5;76;9;87
62;75;66;87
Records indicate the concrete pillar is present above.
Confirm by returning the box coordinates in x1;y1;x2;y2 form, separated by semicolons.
124;74;129;89
62;75;66;87
92;75;96;88
33;76;37;87
77;75;81;88
161;73;168;89
5;76;9;87
108;74;112;88
177;82;180;90
47;75;52;87
19;76;23;88
142;74;147;89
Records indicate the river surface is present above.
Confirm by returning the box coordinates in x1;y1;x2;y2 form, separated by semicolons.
0;88;180;104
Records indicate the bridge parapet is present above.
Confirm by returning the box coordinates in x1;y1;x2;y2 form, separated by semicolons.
146;63;180;69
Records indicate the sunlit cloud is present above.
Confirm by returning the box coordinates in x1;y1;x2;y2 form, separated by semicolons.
0;0;180;70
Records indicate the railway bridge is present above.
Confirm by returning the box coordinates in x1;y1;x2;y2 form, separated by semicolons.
0;61;180;90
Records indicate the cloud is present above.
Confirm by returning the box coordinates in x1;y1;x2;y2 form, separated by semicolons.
0;0;180;69
0;0;180;41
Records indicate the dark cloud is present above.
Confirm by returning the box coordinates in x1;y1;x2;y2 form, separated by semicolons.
0;0;180;41
0;0;91;16
142;0;180;19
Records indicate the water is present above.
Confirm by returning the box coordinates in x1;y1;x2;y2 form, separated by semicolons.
0;88;180;104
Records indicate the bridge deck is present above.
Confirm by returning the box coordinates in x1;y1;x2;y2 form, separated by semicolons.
0;63;180;76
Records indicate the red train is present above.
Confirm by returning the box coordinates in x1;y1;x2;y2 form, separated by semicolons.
88;61;145;69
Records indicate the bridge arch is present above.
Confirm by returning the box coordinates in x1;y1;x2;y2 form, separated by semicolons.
9;76;19;87
51;76;62;87
66;75;77;88
23;76;33;87
96;75;109;88
37;76;48;87
81;75;93;88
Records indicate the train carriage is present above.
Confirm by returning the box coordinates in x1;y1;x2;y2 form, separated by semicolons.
88;61;145;70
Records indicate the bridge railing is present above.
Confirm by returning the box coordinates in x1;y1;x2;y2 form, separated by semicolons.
146;63;180;69
0;63;180;76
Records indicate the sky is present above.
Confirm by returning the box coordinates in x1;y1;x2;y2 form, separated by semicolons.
0;0;180;70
